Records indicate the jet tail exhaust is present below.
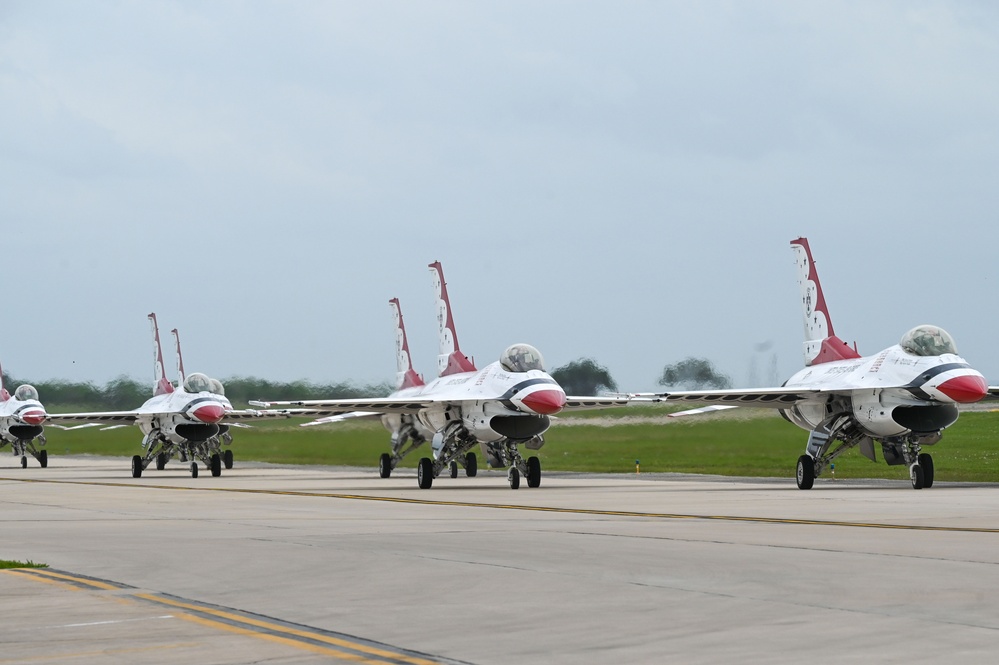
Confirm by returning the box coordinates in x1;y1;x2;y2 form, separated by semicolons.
791;238;860;366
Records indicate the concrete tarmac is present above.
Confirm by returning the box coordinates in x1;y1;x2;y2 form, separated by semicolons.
2;456;999;663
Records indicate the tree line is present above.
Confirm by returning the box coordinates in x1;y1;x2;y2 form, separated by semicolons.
1;356;729;409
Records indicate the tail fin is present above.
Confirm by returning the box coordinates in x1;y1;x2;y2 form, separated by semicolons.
790;238;860;366
429;261;476;376
148;313;174;396
170;328;187;387
0;359;9;402
390;298;424;390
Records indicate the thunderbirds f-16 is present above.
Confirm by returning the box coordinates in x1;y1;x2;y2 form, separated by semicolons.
47;313;297;479
646;237;995;490
0;362;49;468
253;261;630;490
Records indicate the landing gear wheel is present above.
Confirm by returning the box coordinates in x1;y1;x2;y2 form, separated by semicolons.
526;456;541;488
417;457;434;489
378;453;392;478
464;452;477;477
38;450;47;468
131;455;143;479
156;453;167;470
796;455;814;490
20;456;27;469
223;449;234;470
508;466;521;490
210;454;222;477
910;463;924;490
190;462;199;479
449;461;458;478
918;453;934;488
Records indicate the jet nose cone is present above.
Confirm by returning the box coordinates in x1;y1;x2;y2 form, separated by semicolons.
936;375;988;403
520;389;567;415
21;409;47;425
192;404;226;424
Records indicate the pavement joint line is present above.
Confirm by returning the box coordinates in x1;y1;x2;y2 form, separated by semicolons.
5;475;999;533
4;568;461;665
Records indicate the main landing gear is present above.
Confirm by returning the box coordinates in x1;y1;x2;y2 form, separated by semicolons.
378;421;428;479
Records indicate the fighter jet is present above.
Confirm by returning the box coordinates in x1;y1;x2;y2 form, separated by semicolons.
0;362;49;468
645;237;991;490
47;313;298;479
253;262;630;490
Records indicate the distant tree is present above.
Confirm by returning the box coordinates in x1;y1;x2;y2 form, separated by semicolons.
551;358;618;395
658;357;731;390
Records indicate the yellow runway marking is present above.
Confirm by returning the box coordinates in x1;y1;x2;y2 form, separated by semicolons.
5;568;450;664
5;475;999;533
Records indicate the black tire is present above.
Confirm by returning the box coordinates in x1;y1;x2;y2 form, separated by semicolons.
191;462;199;479
210;454;222;477
449;461;458;478
156;453;167;471
20;456;27;469
417;457;434;489
508;467;521;490
527;456;541;488
378;453;392;478
223;449;234;470
796;455;814;490
918;453;934;488
39;450;48;469
131;455;143;479
465;452;477;477
910;463;924;490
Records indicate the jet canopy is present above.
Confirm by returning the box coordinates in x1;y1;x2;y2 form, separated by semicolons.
900;325;957;357
14;384;38;401
500;344;545;373
209;378;225;396
184;372;222;394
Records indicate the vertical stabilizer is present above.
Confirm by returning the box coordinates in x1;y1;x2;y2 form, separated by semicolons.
148;313;174;396
791;238;860;366
0;359;9;402
390;298;424;390
171;328;187;387
429;261;476;376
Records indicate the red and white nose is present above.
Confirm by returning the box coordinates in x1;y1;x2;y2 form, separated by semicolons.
20;409;47;425
191;404;226;424
519;389;567;415
933;374;988;404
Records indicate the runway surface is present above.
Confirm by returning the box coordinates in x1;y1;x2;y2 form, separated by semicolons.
2;455;999;663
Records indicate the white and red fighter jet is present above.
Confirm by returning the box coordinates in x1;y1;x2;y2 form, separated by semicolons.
47;313;296;479
253;262;630;490
647;237;991;490
0;362;49;468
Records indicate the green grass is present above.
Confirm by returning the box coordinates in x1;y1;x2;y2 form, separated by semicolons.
41;408;999;483
0;560;47;569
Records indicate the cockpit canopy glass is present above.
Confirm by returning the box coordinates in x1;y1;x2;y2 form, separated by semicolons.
900;325;958;357
500;344;545;373
14;384;38;401
209;378;225;396
184;372;213;393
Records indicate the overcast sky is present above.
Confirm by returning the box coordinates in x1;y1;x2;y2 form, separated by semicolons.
2;1;998;393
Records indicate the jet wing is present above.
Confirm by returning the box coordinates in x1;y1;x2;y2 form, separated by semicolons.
249;398;431;415
984;386;999;401
300;411;383;427
45;411;140;424
221;408;325;421
638;387;828;408
563;396;633;410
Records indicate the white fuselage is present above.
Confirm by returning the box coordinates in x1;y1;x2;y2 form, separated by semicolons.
133;390;231;445
382;361;567;444
0;397;47;445
780;345;984;438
